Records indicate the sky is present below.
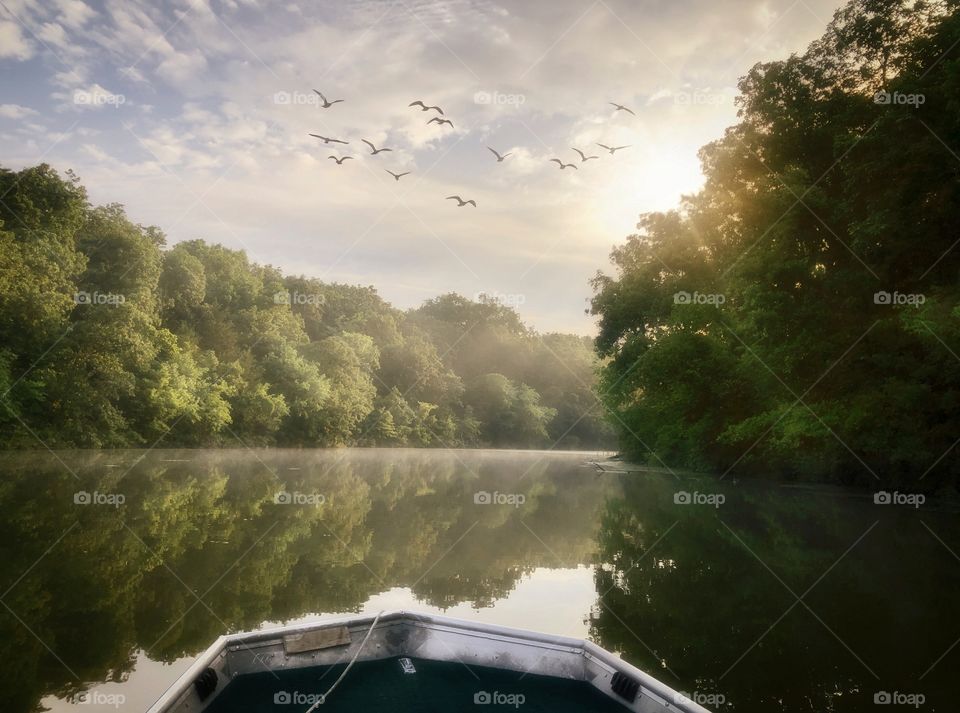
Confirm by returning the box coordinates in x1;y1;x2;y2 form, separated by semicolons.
0;0;846;334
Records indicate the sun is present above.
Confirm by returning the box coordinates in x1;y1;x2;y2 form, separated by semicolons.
596;139;706;238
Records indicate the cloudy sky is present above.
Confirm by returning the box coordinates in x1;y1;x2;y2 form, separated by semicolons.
1;0;844;333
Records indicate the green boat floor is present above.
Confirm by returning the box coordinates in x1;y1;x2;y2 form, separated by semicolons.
204;656;634;712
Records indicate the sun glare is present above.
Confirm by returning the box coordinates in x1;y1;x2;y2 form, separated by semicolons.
598;141;705;237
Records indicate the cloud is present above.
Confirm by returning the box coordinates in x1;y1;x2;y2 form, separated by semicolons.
0;104;39;119
36;21;70;49
0;0;848;332
55;0;96;28
0;20;35;60
156;49;209;87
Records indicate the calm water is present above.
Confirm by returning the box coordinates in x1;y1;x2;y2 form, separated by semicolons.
0;449;956;713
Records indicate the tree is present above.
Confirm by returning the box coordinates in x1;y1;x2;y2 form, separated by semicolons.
0;166;610;451
591;0;960;490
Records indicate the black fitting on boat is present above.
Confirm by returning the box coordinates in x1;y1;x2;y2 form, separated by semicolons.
610;671;640;702
194;667;219;702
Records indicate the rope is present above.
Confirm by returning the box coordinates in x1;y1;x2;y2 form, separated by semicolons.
305;611;384;713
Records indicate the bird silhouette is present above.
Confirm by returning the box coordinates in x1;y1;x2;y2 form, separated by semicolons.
609;102;635;116
409;100;444;114
385;169;411;181
313;90;344;108
328;155;353;165
487;147;511;162
596;143;631;155
428;117;454;128
550;158;578;170
361;139;393;155
572;148;598;162
309;133;348;144
446;195;477;207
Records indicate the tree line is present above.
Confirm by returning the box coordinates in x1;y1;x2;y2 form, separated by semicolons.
591;0;960;491
0;166;613;450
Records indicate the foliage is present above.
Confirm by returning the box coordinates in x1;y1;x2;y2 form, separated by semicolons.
591;0;960;490
0;169;612;449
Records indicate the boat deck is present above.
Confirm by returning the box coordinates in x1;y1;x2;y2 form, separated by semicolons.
205;656;633;712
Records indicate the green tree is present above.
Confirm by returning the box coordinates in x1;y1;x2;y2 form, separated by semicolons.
591;0;960;489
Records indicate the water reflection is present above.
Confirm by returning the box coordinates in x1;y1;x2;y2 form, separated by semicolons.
0;449;608;713
0;450;956;712
591;475;959;712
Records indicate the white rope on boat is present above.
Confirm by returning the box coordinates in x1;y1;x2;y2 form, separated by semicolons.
305;611;384;713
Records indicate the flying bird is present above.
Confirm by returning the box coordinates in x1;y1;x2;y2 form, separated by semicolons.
313;90;344;108
609;102;635;116
446;195;477;207
328;155;353;165
309;133;348;144
550;158;578;170
572;148;599;162
487;147;511;162
596;143;631;155
385;169;411;181
428;117;454;128
361;139;393;155
409;100;444;114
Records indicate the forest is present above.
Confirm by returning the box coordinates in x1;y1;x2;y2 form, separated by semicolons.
591;0;960;491
0;166;612;450
3;0;959;492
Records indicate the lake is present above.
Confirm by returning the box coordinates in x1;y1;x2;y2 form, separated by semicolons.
0;448;956;712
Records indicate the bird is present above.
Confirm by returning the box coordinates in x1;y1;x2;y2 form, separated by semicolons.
572;148;599;162
487;147;511;162
609;102;635;116
446;195;476;207
313;90;344;108
385;169;411;181
409;100;443;114
428;117;454;128
361;139;393;155
596;143;631;155
328;155;353;165
550;158;578;170
309;133;348;144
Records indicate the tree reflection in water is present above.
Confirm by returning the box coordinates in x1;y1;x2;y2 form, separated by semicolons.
0;451;956;712
0;449;607;712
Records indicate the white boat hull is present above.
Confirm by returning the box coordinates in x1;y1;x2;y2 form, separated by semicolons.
147;610;712;713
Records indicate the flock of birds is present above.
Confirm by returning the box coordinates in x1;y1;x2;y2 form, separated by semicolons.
308;90;636;208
